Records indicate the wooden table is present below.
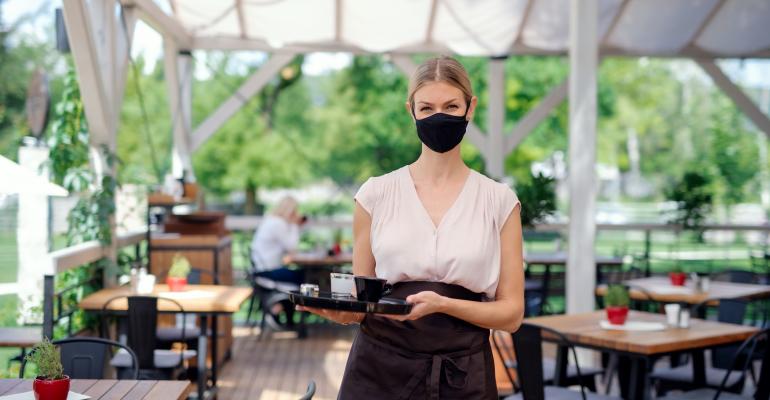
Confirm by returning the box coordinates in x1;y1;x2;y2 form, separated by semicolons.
0;327;41;348
79;284;251;400
285;252;353;268
596;276;770;306
525;310;758;400
0;379;191;399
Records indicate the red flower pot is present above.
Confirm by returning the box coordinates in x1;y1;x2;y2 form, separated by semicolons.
33;376;70;400
166;277;188;292
669;272;687;286
606;306;629;325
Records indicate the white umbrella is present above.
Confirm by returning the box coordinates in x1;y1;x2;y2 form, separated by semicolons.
0;155;69;197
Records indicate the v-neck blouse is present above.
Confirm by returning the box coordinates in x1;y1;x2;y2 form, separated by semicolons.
354;166;520;299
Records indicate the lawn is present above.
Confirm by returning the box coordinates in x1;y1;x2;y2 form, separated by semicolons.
0;233;17;283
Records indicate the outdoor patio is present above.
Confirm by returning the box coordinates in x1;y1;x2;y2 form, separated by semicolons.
2;0;770;399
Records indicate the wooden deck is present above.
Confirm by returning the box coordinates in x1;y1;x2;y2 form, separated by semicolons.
217;324;356;400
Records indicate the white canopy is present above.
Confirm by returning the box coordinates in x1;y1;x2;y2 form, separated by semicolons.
162;0;770;59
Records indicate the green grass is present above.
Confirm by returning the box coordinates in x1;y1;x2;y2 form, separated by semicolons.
0;233;18;283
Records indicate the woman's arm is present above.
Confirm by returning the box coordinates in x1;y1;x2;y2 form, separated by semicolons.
295;202;374;324
280;220;301;253
386;206;525;332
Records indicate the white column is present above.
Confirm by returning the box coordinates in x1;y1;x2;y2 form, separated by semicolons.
566;0;598;314
487;57;506;179
16;145;53;323
164;42;194;180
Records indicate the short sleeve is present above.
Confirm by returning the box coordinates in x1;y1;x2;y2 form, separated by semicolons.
354;177;379;216
497;184;521;230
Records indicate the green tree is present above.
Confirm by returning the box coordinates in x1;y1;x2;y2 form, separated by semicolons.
192;54;311;213
709;97;759;209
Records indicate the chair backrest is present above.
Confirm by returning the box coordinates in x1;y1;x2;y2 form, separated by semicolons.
714;269;757;284
691;298;749;370
187;268;214;284
511;323;587;400
102;295;187;370
491;330;520;392
711;328;769;400
298;380;316;400
20;337;139;380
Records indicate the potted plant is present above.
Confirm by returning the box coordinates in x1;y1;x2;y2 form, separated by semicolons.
26;338;69;400
605;285;630;325
167;253;191;292
669;265;687;286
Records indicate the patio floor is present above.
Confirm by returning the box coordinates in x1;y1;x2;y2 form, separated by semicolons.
217;324;356;400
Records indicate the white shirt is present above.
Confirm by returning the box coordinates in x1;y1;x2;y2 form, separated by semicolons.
354;166;520;299
250;215;300;271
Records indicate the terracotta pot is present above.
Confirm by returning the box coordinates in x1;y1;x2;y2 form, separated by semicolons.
669;272;687;286
606;306;629;325
166;276;188;292
33;375;70;400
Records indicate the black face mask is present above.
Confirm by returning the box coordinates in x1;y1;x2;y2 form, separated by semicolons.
413;106;469;153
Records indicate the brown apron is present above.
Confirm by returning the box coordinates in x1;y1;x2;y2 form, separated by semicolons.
338;281;497;400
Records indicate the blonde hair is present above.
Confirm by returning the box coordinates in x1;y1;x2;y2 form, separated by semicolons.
271;196;298;221
407;56;474;110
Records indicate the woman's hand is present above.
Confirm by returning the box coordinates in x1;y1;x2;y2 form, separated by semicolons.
380;291;448;321
295;305;365;325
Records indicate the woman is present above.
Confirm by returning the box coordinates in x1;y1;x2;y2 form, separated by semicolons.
250;195;305;286
297;56;524;399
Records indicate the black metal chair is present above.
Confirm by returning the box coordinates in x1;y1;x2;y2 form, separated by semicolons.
656;328;770;400
298;380;316;400
102;295;196;380
492;329;603;394
156;268;213;346
713;270;759;285
246;247;301;339
749;250;770;285
20;337;139;380
503;323;618;400
651;298;749;396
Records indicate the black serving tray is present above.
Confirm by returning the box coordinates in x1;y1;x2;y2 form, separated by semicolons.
287;290;412;315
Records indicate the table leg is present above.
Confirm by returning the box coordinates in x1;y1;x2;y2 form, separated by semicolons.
198;315;208;400
212;314;218;388
692;350;706;387
618;355;649;400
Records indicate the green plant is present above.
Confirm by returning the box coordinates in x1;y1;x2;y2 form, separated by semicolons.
25;338;64;380
515;172;557;228
168;254;191;278
605;285;630;308
665;169;714;231
45;64;118;338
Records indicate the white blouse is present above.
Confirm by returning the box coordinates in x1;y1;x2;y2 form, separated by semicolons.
250;215;300;271
354;166;520;299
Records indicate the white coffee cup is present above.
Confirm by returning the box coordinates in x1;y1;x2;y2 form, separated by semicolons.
679;309;691;328
665;303;681;326
330;273;355;297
